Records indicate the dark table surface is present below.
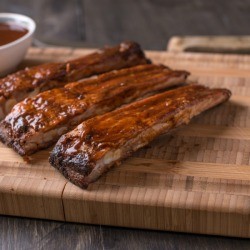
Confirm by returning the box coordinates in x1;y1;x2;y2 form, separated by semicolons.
1;215;250;250
1;0;250;50
1;1;250;249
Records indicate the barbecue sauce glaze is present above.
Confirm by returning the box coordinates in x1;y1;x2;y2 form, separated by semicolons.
0;22;28;46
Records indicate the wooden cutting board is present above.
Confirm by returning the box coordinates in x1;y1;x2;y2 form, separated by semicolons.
1;47;250;238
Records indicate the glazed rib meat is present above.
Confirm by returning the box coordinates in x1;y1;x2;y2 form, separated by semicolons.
49;84;231;189
0;64;189;156
0;41;149;120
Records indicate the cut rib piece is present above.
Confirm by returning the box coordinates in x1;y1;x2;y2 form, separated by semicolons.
0;41;149;120
49;84;231;189
0;64;189;156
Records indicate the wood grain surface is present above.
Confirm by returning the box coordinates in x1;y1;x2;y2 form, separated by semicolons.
167;36;250;54
1;47;250;238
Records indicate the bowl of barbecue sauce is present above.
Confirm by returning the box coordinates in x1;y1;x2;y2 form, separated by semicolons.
0;13;36;76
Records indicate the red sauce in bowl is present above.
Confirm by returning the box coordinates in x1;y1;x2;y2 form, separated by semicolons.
0;22;28;46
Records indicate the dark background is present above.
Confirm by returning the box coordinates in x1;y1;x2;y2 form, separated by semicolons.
1;0;250;49
1;1;250;249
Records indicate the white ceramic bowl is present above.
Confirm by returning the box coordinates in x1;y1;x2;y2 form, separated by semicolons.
0;13;36;76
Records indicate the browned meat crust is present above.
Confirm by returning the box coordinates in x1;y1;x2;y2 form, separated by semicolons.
0;64;189;156
0;41;149;120
49;84;231;189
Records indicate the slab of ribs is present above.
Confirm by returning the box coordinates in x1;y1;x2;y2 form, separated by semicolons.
0;64;188;156
0;41;149;120
49;84;231;188
0;41;231;189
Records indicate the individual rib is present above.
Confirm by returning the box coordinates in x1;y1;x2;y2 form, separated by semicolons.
0;41;149;120
0;64;189;156
49;84;231;189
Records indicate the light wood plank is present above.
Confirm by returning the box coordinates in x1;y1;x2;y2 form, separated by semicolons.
167;36;250;54
0;176;66;220
62;182;250;237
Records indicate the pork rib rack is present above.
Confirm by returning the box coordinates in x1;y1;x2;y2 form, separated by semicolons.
0;41;149;120
49;84;231;189
0;64;189;156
